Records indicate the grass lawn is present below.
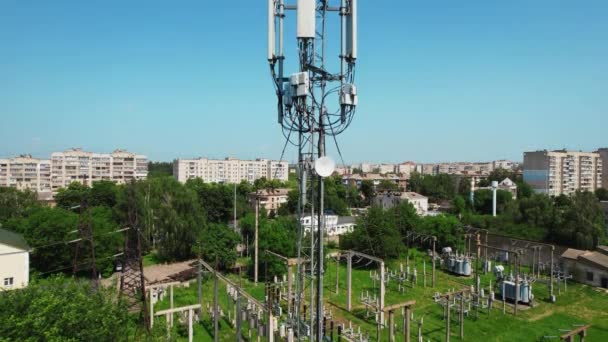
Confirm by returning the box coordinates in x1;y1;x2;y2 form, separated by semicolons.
152;248;608;341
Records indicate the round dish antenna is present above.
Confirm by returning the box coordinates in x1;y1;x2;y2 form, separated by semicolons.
314;156;336;177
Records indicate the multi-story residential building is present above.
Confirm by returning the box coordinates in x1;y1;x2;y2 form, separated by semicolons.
597;148;608;189
378;163;396;174
0;155;51;193
524;150;603;196
173;157;288;184
397;161;416;178
51;148;148;191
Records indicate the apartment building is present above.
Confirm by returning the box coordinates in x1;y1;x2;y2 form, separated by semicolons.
597;148;608;189
0;155;51;192
173;157;288;184
51;148;148;190
523;150;603;196
396;161;416;178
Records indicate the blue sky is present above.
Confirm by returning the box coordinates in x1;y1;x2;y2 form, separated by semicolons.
1;1;606;163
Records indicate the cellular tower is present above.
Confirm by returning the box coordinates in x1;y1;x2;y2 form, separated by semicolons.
268;0;358;340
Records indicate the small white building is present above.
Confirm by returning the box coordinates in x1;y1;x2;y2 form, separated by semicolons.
0;228;30;290
300;215;356;236
374;191;429;216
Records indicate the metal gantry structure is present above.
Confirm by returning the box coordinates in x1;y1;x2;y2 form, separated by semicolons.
119;181;149;329
268;1;358;340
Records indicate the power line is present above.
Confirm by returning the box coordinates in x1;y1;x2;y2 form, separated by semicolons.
38;253;124;276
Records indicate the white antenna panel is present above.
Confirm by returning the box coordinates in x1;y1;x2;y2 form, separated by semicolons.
268;0;276;60
346;0;357;59
297;0;316;38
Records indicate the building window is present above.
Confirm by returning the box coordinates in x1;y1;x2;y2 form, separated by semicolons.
586;272;594;282
3;277;13;287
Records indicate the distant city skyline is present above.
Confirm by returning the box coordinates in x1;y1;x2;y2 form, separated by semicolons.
1;1;606;164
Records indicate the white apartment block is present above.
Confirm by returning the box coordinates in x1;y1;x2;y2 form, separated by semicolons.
51;148;148;191
0;155;51;192
173;157;288;184
524;150;603;196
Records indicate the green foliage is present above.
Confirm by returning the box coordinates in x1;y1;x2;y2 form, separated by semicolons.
241;213;297;281
90;180;118;207
340;205;403;259
199;223;239;270
2;205;122;275
596;187;608;201
359;180;374;205
473;189;513;214
54;182;90;209
0;187;38;223
416;214;461;248
408;172;457;202
0;276;130;341
377;179;398;192
148;161;173;178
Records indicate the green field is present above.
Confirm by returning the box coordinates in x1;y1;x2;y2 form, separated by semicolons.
153;249;608;341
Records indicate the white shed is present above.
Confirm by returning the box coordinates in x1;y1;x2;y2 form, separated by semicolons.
0;228;30;290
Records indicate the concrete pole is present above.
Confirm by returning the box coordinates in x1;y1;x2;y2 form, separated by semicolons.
432;238;436;288
459;295;464;339
286;264;293;316
198;249;202;320
405;306;411;342
380;262;386;325
550;247;555;300
492;181;498;217
170;285;174;326
255;197;259;285
484;232;488;275
149;288;154;328
514;255;519;317
336;257;340;294
268;312;274;342
214;262;219;342
236;294;242;342
188;308;194;342
388;310;395;342
445;295;450;342
346;253;352;311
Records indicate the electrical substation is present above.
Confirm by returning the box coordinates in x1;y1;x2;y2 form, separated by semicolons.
117;2;597;341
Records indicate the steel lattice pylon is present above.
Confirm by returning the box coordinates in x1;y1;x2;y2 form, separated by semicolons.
268;1;358;340
119;181;149;329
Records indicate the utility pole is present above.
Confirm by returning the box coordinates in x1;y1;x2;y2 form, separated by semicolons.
198;244;203;320
234;183;238;231
254;193;259;285
213;257;219;342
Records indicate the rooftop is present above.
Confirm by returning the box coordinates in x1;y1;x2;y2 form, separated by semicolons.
0;228;30;251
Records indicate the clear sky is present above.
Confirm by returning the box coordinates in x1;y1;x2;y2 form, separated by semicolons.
1;1;606;164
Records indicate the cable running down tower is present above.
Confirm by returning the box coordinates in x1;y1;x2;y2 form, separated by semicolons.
268;1;358;340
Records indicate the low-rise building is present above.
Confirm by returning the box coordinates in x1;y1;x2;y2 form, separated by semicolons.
0;228;30;290
373;191;429;216
561;247;608;288
300;215;356;236
342;173;407;190
249;188;290;215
